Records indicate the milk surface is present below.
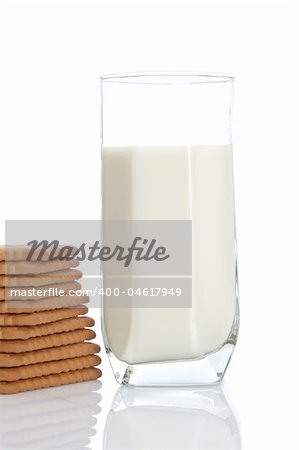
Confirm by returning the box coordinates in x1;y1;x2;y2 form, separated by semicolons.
102;145;236;363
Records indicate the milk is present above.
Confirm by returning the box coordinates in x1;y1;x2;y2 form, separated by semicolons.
102;145;237;364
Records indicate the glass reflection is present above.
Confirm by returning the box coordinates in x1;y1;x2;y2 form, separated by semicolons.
104;384;240;450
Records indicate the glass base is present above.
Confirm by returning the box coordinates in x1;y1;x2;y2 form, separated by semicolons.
105;301;239;386
107;343;235;386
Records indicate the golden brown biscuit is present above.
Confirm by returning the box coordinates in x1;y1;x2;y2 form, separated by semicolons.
0;354;101;381
0;367;101;394
0;306;88;326
0;269;82;287
0;295;89;313
0;245;78;262
0;259;79;275
0;316;95;340
0;342;100;367
0;280;81;300
0;328;96;353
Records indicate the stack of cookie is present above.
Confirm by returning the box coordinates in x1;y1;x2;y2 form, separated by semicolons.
0;246;101;394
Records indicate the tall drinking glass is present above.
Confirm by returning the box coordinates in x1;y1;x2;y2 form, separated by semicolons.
101;73;239;385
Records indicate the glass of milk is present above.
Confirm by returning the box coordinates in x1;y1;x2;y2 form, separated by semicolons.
101;73;239;385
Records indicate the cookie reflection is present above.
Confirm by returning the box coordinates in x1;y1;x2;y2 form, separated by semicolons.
0;380;101;449
104;385;240;450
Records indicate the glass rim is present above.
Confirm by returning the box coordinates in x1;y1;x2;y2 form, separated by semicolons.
100;72;234;85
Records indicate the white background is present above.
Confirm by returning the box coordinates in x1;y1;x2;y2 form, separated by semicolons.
0;0;299;449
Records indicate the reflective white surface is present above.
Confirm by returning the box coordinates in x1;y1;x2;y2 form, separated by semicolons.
0;381;102;449
103;385;240;450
